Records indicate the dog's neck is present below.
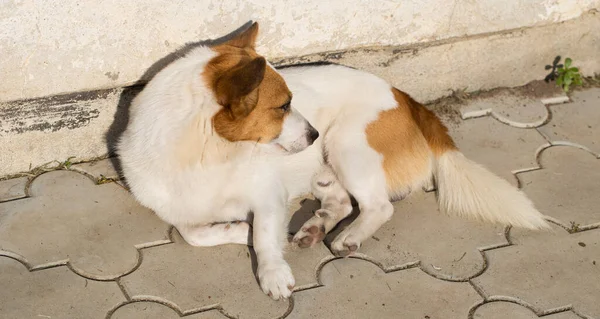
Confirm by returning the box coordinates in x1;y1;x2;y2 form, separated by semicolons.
174;86;279;171
166;46;283;171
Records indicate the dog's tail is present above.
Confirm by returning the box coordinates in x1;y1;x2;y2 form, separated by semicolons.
434;150;549;229
404;89;549;230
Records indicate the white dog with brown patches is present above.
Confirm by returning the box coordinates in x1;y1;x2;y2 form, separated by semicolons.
117;23;549;300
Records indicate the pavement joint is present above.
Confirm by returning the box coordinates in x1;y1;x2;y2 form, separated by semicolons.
1;88;599;318
468;297;583;319
516;144;600;232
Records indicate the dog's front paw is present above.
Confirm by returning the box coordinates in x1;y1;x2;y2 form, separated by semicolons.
257;260;295;300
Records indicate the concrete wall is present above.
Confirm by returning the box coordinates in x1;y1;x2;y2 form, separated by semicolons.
1;0;599;177
1;0;599;101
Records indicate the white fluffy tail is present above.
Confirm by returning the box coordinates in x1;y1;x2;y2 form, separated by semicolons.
435;151;550;230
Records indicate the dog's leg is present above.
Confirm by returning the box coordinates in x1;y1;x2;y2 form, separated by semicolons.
177;222;251;246
293;165;353;248
252;194;295;300
329;196;393;257
327;144;395;257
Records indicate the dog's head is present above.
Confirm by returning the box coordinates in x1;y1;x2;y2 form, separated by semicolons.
203;22;318;154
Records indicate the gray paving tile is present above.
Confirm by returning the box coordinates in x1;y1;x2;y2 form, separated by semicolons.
121;229;331;319
473;301;581;319
0;256;124;319
110;302;226;319
288;258;481;319
287;238;335;290
538;88;600;155
0;176;28;201
449;116;547;187
1;88;599;319
461;93;549;128
520;145;600;230
72;158;121;182
0;170;170;280
287;196;337;290
323;191;506;280
473;225;600;318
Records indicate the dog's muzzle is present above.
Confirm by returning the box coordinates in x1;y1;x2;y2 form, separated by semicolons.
307;125;319;145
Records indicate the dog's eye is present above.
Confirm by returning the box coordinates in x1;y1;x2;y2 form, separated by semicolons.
279;102;291;112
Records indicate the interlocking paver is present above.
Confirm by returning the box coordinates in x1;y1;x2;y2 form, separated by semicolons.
288;196;338;289
110;302;227;319
322;191;507;280
0;176;27;202
538;88;600;155
473;225;600;318
460;93;549;128
72;158;121;182
2;87;599;318
449;116;547;187
0;170;170;280
519;145;600;230
0;256;124;319
121;229;331;319
288;258;481;319
472;301;581;319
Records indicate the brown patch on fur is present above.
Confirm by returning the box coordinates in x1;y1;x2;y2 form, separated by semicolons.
366;88;457;192
202;23;292;143
397;89;457;156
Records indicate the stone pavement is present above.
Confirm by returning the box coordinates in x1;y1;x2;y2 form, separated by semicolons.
1;87;599;319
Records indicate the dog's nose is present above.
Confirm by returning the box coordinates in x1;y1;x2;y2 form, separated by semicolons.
307;125;319;144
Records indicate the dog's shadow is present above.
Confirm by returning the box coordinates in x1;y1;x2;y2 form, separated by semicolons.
288;197;361;248
104;20;261;276
104;21;351;283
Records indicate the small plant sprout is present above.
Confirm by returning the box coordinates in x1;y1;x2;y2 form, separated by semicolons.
544;56;563;83
60;156;77;170
545;56;583;93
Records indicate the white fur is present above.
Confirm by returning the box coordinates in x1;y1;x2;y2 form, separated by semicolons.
118;46;548;300
270;107;314;153
436;151;550;230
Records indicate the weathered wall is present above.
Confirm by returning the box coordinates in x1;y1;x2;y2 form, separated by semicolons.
1;1;599;177
1;0;599;101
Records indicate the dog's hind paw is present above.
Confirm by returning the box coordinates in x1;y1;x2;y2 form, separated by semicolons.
292;209;333;248
258;259;295;300
330;228;361;257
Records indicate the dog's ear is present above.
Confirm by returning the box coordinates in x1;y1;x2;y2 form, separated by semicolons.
224;22;259;48
214;56;266;119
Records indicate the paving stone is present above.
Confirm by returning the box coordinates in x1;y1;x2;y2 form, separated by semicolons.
473;225;600;318
0;170;170;280
121;229;331;319
519;145;600;230
0;256;124;319
322;191;507;280
287;196;338;290
0;176;28;201
473;301;581;319
110;302;226;319
449;116;547;187
287;239;335;290
538;88;600;155
461;93;549;128
72;158;121;182
2;88;599;318
288;258;481;319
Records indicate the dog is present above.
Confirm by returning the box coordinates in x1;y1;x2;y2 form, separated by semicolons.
117;22;549;300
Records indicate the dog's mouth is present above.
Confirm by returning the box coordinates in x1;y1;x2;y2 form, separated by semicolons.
274;143;289;153
273;140;310;155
